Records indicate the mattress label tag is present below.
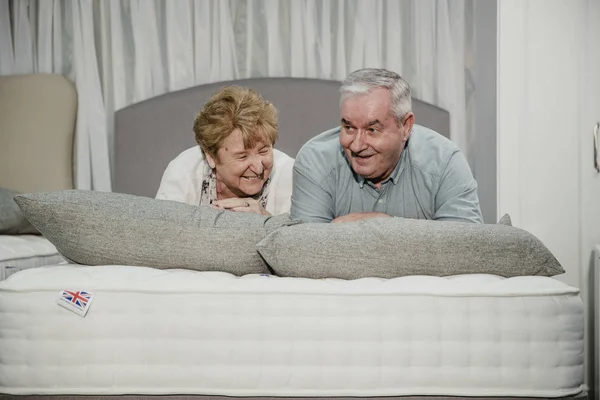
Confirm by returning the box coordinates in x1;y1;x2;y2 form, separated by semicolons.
56;290;94;317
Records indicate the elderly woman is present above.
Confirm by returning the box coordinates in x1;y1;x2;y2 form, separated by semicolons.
156;86;294;216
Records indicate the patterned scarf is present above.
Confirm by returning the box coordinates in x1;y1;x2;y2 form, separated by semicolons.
199;161;271;208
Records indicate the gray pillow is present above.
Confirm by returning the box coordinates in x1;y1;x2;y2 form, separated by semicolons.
14;190;298;275
0;187;39;234
256;216;564;280
498;213;512;226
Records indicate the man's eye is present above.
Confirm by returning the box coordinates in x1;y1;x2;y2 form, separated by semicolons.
344;125;353;131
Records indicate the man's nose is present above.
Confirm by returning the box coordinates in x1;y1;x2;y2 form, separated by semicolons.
349;130;366;153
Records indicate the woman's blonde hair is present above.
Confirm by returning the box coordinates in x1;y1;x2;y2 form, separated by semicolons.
193;86;278;160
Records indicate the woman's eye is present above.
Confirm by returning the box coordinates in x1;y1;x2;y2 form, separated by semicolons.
259;148;270;155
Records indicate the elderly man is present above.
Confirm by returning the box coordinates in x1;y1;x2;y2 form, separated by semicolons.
290;68;483;224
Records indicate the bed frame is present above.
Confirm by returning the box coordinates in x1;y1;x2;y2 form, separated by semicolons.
2;78;586;400
0;394;588;400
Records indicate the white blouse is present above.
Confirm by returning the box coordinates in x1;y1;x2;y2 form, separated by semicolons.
156;146;295;215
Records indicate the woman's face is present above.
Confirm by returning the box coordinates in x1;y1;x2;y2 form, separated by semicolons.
205;128;274;198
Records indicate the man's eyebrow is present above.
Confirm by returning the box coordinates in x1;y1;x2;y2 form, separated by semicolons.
341;118;352;125
366;120;383;127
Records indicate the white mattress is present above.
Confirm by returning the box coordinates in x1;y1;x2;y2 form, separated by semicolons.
0;235;64;280
0;265;584;397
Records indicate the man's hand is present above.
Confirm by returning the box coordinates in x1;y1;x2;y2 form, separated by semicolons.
212;198;271;216
331;212;392;223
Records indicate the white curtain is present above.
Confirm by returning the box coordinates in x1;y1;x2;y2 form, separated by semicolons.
0;0;111;191
0;0;475;190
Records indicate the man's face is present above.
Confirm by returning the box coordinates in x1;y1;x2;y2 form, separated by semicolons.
339;88;413;186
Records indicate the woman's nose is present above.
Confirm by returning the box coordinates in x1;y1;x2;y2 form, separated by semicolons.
249;155;264;173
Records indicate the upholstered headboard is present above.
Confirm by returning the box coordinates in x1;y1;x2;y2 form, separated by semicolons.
0;74;76;192
114;77;450;198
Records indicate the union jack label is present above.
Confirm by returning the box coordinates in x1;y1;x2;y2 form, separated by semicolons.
56;290;94;317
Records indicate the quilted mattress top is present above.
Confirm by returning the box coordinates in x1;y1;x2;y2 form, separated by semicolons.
0;264;580;296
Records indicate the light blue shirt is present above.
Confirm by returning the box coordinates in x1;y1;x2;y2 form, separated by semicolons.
290;124;483;223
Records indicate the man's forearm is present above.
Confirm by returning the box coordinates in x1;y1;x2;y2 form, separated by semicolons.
331;212;392;223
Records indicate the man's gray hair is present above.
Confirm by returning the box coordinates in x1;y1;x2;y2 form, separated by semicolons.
340;68;412;122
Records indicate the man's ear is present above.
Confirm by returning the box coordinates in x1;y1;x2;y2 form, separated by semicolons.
205;152;217;169
402;112;415;140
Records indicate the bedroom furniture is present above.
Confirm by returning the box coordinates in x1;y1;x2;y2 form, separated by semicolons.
0;266;585;398
0;77;586;399
0;74;76;279
114;77;451;198
0;74;76;193
0;236;63;280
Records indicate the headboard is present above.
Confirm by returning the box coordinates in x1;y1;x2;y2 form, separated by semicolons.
114;77;450;198
0;74;76;193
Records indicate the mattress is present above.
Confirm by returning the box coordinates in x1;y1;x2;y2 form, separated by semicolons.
0;235;64;280
0;265;584;397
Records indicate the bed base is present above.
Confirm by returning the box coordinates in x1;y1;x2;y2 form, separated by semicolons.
0;393;588;400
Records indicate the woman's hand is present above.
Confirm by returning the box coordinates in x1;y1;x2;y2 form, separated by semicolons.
212;198;271;216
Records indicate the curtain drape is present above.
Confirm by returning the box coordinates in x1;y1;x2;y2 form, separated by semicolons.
0;0;476;191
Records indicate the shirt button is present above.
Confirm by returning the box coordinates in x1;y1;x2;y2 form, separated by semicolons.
378;199;385;204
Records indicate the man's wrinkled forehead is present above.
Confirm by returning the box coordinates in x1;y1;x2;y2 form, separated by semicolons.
341;92;395;123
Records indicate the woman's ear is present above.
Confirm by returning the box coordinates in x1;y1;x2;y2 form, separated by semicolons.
205;152;217;169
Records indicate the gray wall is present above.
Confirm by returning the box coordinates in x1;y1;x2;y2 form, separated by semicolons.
474;0;497;223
